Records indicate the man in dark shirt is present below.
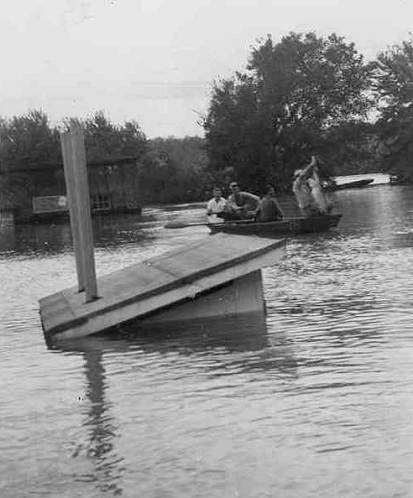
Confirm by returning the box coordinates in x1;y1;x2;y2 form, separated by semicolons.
255;185;284;222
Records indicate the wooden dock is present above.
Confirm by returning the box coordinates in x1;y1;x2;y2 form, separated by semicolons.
39;233;285;343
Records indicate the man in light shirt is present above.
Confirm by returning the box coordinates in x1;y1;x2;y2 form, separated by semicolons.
206;187;227;221
226;182;260;220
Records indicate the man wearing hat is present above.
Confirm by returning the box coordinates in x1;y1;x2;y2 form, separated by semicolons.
225;182;260;220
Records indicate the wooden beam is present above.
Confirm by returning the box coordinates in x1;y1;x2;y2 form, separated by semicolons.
60;124;98;302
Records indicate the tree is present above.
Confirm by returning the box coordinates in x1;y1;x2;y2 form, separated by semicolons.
149;136;213;202
0;109;60;171
203;32;374;192
135;150;179;203
374;39;413;179
65;111;148;163
0;110;61;207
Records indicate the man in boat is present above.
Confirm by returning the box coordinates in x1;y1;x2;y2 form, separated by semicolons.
293;156;323;216
255;185;284;222
206;186;227;221
225;182;260;220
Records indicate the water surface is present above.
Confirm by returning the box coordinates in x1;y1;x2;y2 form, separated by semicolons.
1;182;412;497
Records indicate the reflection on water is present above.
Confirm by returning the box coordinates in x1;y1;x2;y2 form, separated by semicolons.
0;213;160;257
60;312;297;378
76;349;124;496
120;312;270;354
1;182;413;498
51;313;297;496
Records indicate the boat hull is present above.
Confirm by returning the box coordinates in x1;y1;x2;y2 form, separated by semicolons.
324;179;374;191
208;214;342;236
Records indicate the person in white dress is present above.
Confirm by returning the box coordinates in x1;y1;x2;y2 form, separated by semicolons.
292;156;318;216
293;156;331;216
307;165;330;214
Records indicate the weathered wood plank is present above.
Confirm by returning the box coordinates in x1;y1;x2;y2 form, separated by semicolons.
60;125;98;301
144;270;265;324
39;293;76;333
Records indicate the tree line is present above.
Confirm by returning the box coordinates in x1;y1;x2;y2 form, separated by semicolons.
0;111;212;206
1;31;412;209
204;32;413;192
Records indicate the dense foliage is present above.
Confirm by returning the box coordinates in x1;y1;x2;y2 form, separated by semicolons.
0;111;209;206
0;110;61;207
203;32;375;192
373;39;413;180
148;137;212;202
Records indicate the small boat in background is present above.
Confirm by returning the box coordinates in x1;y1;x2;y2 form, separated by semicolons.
207;213;342;237
323;178;374;191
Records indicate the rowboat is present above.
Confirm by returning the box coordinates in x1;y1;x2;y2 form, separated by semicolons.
207;213;342;236
323;178;374;191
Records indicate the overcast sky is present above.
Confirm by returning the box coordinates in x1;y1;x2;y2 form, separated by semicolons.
1;0;412;137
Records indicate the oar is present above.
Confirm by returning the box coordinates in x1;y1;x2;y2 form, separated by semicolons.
165;218;260;229
164;221;210;229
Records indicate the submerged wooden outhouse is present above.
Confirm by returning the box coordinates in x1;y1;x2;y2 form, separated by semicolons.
39;234;286;344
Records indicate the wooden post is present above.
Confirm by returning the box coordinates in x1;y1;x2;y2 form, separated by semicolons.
61;133;84;291
60;124;99;302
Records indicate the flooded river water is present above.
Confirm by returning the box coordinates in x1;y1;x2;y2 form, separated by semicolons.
1;182;413;497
